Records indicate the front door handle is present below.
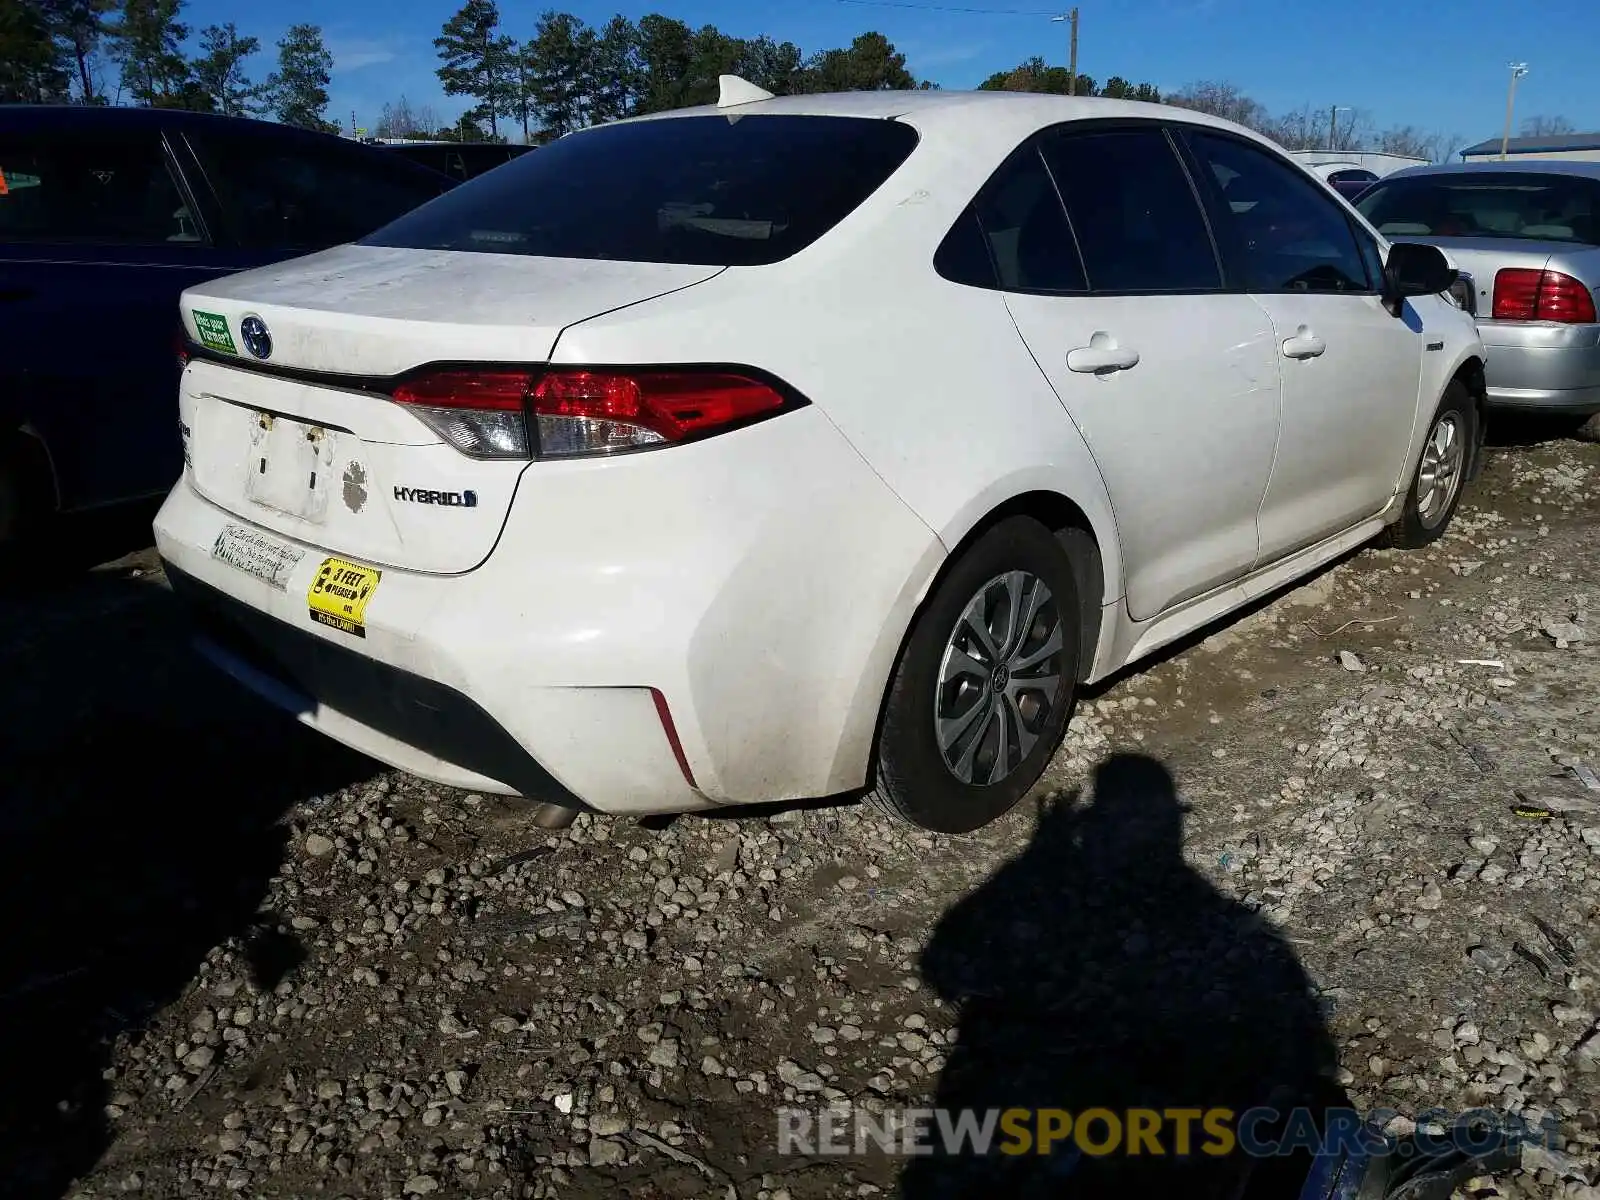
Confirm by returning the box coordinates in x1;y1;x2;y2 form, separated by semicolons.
1282;325;1326;359
1066;332;1140;375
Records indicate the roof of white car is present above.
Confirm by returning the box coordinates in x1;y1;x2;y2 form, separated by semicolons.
613;87;1262;144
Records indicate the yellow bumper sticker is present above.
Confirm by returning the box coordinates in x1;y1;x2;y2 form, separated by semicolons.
308;557;380;637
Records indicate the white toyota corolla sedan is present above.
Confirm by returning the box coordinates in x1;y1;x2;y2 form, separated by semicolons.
155;82;1485;834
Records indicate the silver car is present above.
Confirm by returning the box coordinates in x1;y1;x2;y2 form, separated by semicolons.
1355;161;1600;432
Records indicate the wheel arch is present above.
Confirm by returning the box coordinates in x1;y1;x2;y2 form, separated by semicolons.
1451;355;1489;480
943;490;1110;680
850;487;1112;805
847;481;1114;776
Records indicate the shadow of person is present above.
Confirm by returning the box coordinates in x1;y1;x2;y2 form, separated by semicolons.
901;753;1347;1199
0;568;372;1198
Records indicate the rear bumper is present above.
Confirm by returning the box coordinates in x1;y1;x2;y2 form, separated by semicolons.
1477;320;1600;413
153;406;944;814
167;563;593;804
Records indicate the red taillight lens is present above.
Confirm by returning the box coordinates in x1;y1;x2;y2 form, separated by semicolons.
176;326;191;370
1536;271;1598;323
1492;268;1598;323
388;367;793;460
530;370;787;457
391;370;533;459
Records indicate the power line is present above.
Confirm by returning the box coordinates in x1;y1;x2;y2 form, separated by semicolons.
834;0;1062;16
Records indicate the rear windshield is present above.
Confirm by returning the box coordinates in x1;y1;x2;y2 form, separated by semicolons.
1356;173;1600;244
361;115;920;266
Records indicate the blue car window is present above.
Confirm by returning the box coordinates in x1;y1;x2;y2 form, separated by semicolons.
0;134;200;246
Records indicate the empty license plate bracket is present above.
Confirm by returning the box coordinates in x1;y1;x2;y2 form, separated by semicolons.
245;412;336;522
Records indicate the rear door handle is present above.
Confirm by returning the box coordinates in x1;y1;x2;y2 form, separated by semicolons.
1066;333;1140;375
1281;325;1326;359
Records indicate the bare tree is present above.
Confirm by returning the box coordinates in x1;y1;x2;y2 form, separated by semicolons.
1425;131;1465;163
375;94;416;138
1376;125;1436;160
1267;104;1371;152
1268;104;1320;151
1520;115;1575;138
1330;108;1372;152
374;95;445;138
1165;80;1272;134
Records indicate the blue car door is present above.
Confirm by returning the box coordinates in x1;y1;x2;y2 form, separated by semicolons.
0;123;240;511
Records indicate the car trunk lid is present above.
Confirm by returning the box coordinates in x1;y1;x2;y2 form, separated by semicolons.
180;243;724;374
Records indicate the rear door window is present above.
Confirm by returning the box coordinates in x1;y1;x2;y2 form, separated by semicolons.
1185;130;1374;293
1040;127;1221;292
362;115;920;266
1356;173;1600;244
0;132;202;246
187;131;452;250
966;147;1086;292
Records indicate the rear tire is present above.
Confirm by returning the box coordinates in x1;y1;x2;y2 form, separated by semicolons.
1380;381;1474;550
869;517;1081;834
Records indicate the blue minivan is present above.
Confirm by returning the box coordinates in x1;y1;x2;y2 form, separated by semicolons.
0;106;455;549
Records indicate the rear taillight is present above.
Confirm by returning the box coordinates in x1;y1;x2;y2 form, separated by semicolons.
531;370;788;457
176;327;191;370
1492;268;1598;323
389;367;795;460
391;370;531;458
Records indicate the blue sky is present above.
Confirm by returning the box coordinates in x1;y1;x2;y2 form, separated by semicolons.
194;0;1600;151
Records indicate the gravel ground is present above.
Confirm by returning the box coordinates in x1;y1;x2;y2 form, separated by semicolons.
2;430;1598;1200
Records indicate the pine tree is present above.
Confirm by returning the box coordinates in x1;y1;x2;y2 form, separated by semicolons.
264;23;336;133
192;22;263;116
0;0;72;102
105;0;189;105
585;15;641;124
521;10;596;138
58;0;114;102
434;0;516;140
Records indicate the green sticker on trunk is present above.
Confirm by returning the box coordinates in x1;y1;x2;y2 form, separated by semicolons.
192;309;236;354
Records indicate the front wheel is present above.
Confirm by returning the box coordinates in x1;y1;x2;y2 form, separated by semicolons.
1381;381;1475;550
869;517;1081;834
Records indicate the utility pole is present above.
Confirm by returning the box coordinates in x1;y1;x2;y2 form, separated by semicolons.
518;56;531;145
1328;105;1351;151
1068;7;1078;96
1051;9;1080;95
1501;62;1529;159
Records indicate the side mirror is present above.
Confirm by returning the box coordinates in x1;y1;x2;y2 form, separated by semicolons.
1383;242;1459;314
